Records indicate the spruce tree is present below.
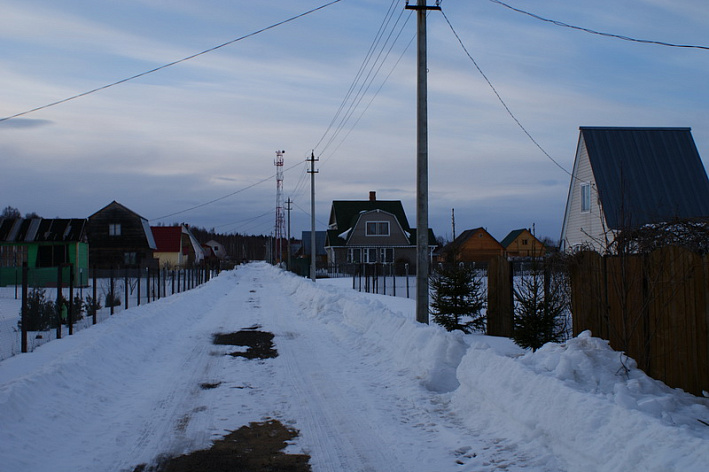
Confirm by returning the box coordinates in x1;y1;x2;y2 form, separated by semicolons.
512;261;569;351
430;264;486;333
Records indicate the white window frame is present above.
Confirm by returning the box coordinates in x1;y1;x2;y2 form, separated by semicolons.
347;248;361;263
581;183;591;213
365;221;390;236
109;223;122;236
380;247;394;263
364;248;378;263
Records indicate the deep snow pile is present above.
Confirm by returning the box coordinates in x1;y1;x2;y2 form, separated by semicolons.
0;263;708;472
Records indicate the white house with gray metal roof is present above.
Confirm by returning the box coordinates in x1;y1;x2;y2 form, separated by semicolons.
560;127;709;252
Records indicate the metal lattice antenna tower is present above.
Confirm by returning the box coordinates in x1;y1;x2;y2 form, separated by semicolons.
274;150;286;263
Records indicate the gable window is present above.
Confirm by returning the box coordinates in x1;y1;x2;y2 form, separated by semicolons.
581;183;591;212
522;239;528;246
366;221;390;236
109;223;122;236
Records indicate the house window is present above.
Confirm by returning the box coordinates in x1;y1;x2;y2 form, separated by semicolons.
522;239;528;246
36;245;67;268
366;221;390;236
124;252;137;266
581;183;591;212
109;223;122;236
364;248;378;263
347;248;361;263
380;248;394;263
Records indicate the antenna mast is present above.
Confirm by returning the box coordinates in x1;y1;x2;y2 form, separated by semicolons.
274;150;285;263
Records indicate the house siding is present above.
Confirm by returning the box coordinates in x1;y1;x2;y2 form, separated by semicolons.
562;137;609;251
347;211;410;247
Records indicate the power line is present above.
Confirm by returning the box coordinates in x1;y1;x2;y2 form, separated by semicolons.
152;159;306;222
489;0;709;51
440;8;572;177
0;0;345;124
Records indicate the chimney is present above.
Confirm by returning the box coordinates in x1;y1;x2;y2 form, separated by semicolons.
369;191;376;201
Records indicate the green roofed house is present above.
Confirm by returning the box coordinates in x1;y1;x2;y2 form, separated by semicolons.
324;191;436;269
0;218;89;287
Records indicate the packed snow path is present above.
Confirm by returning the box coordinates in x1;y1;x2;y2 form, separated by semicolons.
1;263;708;471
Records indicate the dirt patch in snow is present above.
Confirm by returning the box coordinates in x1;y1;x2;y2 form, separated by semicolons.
134;419;311;472
212;328;278;359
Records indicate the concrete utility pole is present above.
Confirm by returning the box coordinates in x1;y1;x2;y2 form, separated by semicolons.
286;198;293;271
406;0;439;324
307;151;319;282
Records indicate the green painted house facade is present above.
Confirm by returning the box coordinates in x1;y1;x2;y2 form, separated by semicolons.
0;218;89;287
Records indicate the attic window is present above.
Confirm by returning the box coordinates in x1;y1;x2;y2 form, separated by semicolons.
581;183;591;212
109;223;121;236
366;221;390;236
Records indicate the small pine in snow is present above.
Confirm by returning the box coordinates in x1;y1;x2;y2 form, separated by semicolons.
512;261;569;351
430;264;486;333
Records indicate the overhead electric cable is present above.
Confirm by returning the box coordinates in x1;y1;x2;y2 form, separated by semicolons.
318;7;411;159
152;159;305;222
440;8;572;177
0;0;345;123
489;0;709;51
312;0;400;151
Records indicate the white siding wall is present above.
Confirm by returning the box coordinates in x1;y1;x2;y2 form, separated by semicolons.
562;138;610;252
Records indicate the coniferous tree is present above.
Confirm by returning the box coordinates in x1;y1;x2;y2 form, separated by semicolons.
430;264;486;333
513;260;569;351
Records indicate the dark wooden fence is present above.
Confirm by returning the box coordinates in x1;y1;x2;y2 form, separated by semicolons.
487;256;513;337
569;248;709;395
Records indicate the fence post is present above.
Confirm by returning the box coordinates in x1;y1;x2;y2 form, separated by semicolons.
487;256;514;337
56;266;63;339
21;263;28;353
110;268;115;315
92;266;97;324
124;267;129;310
68;265;74;335
405;263;410;299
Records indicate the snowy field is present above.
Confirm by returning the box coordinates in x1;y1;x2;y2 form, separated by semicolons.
1;262;708;471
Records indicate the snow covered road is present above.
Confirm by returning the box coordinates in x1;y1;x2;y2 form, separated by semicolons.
1;263;708;471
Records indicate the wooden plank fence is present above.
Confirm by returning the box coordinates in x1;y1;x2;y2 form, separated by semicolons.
569;248;709;395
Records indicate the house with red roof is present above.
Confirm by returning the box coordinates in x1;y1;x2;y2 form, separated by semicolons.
151;225;204;269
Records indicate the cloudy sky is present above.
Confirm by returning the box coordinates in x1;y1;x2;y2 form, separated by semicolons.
1;0;707;243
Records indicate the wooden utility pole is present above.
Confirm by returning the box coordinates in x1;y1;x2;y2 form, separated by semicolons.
406;0;439;324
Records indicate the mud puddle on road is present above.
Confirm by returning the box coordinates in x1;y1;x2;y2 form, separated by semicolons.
133;419;311;472
212;326;278;359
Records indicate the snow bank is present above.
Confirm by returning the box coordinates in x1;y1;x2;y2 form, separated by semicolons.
277;270;468;393
453;332;709;471
276;268;709;471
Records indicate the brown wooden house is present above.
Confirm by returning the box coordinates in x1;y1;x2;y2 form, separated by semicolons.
438;228;504;265
85;201;157;269
500;228;546;258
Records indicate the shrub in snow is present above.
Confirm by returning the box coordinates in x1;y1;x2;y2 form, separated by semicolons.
430;264;486;333
83;295;101;318
513;259;569;351
104;291;121;308
17;288;57;331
